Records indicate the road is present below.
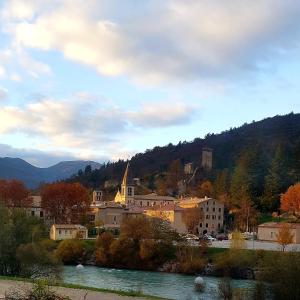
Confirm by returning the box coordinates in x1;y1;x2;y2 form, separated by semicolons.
210;240;300;251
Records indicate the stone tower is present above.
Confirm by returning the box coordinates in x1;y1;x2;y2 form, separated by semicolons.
202;148;213;170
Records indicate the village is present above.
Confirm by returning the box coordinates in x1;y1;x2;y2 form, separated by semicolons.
23;150;300;251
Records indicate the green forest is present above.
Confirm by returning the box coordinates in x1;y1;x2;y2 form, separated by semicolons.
68;113;300;222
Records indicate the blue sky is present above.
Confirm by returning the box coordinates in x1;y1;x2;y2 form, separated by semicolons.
0;0;300;167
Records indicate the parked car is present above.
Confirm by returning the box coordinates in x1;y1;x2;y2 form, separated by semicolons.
203;234;216;242
183;233;200;241
216;233;228;241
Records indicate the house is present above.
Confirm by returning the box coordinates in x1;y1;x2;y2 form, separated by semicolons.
258;222;300;243
144;204;186;233
91;202;126;229
177;196;224;235
50;224;88;240
28;196;45;219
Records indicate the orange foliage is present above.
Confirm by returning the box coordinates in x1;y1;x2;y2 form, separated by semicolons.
280;183;300;214
41;182;90;224
0;179;30;207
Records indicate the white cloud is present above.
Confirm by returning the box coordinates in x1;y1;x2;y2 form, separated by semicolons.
0;86;7;100
0;65;5;78
2;0;300;84
0;94;195;151
127;102;195;128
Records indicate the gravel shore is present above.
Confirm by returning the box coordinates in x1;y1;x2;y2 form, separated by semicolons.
0;279;150;300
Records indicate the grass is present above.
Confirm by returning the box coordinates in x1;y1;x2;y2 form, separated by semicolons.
0;276;169;300
258;214;288;224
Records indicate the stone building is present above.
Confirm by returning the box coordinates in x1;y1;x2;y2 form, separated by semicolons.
202;148;213;170
178;197;224;235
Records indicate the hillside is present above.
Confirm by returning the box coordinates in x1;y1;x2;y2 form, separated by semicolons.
0;158;101;188
68;113;300;212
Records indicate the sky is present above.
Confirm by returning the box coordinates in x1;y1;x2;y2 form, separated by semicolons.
0;0;300;167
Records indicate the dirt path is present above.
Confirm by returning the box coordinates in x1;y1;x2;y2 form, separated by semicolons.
0;279;150;300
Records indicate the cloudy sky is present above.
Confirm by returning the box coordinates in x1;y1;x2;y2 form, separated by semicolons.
0;0;300;167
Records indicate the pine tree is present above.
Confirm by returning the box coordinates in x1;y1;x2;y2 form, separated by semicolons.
263;145;287;212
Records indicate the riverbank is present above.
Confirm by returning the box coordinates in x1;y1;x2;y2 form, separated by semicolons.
0;277;167;300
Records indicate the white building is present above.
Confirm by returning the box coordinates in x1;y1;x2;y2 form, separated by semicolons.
50;224;88;240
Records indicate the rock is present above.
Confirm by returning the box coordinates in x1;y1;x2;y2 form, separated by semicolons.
76;264;84;270
194;276;205;292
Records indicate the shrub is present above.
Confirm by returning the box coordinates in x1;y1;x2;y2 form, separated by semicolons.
56;240;84;264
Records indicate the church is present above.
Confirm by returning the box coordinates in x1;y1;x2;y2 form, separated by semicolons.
114;163;176;207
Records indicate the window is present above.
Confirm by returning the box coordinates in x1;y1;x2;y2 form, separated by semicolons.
206;207;209;212
219;208;221;212
200;223;202;227
213;207;215;212
65;230;67;234
31;211;35;216
113;216;117;222
140;201;142;207
200;207;203;211
206;215;210;219
206;223;208;228
128;187;132;196
271;232;273;238
218;215;221;220
212;215;215;220
218;223;221;229
40;211;44;218
59;230;61;234
147;201;150;206
213;201;215;205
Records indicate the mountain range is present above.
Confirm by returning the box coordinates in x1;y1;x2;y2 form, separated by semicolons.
0;158;101;188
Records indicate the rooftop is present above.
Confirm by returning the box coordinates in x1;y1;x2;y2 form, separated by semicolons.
258;222;300;229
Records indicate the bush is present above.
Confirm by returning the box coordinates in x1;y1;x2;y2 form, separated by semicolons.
16;242;61;278
259;252;300;300
56;240;84;264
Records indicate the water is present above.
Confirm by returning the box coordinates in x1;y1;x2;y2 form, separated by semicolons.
62;266;255;299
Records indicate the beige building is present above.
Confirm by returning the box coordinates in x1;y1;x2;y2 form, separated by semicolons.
90;202;126;229
178;197;224;235
258;222;300;244
144;204;186;234
50;224;88;240
92;190;103;205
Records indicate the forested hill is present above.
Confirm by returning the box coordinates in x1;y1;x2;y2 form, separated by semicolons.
69;113;300;211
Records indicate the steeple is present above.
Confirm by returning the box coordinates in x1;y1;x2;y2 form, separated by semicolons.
122;162;133;186
114;162;135;206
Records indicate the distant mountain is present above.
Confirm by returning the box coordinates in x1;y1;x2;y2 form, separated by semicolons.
0;158;101;188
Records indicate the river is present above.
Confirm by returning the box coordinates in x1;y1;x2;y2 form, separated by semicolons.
62;266;255;299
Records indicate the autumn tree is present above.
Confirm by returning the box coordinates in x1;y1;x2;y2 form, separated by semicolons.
41;182;90;224
182;207;203;234
280;183;300;215
166;159;183;195
0;179;30;207
197;180;213;198
213;170;229;205
276;223;294;252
